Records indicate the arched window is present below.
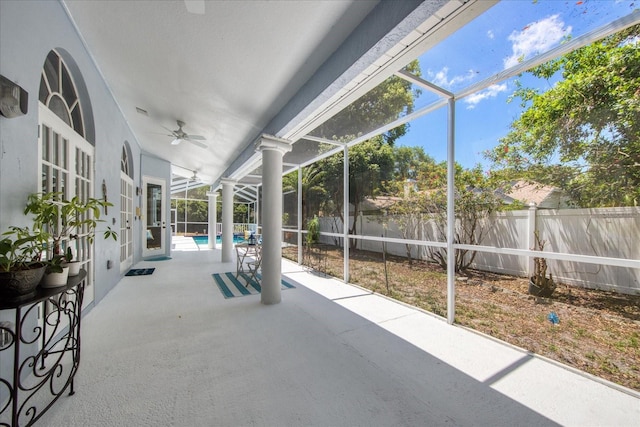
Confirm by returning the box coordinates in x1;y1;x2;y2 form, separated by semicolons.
38;49;96;306
121;145;130;176
39;50;85;137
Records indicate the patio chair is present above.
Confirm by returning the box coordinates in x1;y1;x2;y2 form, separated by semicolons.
245;244;262;287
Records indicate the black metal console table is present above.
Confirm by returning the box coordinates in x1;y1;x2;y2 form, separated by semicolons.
0;270;86;427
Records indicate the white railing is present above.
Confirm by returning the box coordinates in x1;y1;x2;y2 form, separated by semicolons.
174;222;257;236
212;223;257;235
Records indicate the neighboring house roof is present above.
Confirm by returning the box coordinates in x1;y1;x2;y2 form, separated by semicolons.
506;180;571;209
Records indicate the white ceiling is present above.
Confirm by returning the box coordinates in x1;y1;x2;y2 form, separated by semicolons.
61;0;379;185
61;0;489;192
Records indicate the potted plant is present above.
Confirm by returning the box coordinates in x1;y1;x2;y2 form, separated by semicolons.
529;230;556;298
24;192;117;287
0;226;48;299
64;246;81;277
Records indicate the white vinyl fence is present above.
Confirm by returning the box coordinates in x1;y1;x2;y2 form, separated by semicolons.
318;206;640;294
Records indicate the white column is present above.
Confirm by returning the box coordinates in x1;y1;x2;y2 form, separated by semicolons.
256;134;292;305
221;178;236;263
343;145;349;283
446;98;456;325
207;191;218;249
256;187;260;234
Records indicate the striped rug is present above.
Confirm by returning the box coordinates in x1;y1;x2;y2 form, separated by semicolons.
212;272;296;299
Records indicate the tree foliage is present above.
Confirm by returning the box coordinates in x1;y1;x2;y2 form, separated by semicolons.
318;136;395;248
282;164;327;226
172;199;208;223
487;24;640;207
314;61;421;142
424;166;504;272
387;147;505;271
294;60;422;248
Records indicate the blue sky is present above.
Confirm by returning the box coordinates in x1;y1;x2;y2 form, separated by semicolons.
396;0;637;171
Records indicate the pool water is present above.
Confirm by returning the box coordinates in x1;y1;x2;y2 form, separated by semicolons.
192;235;245;246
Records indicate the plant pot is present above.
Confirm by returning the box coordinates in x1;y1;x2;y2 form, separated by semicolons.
529;277;555;298
0;265;46;301
64;261;81;277
41;266;70;288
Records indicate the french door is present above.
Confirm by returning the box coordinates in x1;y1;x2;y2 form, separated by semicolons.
38;104;95;307
120;172;134;271
142;176;166;257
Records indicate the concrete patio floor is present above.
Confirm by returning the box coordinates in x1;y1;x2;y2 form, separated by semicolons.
40;237;639;426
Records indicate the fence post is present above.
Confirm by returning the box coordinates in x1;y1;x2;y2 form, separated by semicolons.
359;212;363;250
527;202;537;277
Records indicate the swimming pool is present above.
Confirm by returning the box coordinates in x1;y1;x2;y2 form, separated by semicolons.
192;235;245;246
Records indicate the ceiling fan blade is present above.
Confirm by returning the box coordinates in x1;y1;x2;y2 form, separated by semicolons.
185;134;206;141
186;139;207;149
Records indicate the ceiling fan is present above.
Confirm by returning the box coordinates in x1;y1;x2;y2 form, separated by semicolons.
164;120;207;148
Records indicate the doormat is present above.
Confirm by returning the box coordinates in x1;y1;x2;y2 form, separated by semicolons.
125;268;155;276
145;256;172;261
212;272;295;299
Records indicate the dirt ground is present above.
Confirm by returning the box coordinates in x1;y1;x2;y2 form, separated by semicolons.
283;246;640;392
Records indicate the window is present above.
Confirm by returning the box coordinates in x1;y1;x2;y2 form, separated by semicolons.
39;50;85;137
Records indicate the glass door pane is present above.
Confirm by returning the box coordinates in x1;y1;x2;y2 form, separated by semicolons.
143;176;166;256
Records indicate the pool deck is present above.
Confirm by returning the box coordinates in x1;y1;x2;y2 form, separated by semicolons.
39;241;640;426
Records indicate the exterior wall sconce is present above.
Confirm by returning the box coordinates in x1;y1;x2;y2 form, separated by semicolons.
0;75;28;118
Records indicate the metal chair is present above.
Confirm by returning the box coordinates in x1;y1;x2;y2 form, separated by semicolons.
245;244;262;287
236;243;259;278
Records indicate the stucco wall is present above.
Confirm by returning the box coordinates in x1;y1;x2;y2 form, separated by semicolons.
0;0;150;306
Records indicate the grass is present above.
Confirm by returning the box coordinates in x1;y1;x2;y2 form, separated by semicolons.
283;244;640;392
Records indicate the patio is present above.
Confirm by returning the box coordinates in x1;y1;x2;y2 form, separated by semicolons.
39;239;639;426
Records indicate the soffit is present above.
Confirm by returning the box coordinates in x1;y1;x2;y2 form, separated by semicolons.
61;0;379;185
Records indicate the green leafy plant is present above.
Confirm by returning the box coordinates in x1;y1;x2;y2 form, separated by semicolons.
24;192;117;272
0;226;48;272
306;215;320;247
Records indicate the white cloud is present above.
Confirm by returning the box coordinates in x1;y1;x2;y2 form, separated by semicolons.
504;14;571;69
427;67;477;89
464;83;508;109
487;30;494;40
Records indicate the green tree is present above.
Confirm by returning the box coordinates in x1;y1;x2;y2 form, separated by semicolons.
424;165;504;272
393;145;436;182
318;136;395;248
487;24;640;207
282;163;327;226
233;203;248;224
314;61;421;142
385;182;427;265
386;146;439;264
312;61;422;248
186;186;209;200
